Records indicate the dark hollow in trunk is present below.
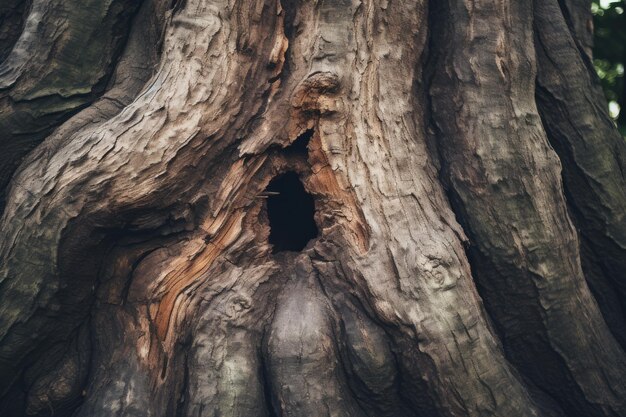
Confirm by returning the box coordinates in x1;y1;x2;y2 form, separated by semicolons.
266;171;318;253
0;0;626;416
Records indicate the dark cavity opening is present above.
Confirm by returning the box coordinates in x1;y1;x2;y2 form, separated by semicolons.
266;171;318;253
286;128;314;154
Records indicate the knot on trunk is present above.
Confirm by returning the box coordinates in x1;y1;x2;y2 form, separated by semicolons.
292;71;340;114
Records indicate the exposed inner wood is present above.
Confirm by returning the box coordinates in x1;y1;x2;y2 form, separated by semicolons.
0;0;625;416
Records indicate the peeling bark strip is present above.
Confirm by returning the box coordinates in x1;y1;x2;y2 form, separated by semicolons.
0;0;625;417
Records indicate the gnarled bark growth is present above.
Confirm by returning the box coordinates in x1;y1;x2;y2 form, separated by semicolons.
0;0;625;416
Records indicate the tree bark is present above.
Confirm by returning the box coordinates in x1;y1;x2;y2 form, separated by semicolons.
535;0;626;348
0;1;624;417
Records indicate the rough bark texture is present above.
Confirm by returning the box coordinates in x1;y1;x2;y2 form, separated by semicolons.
0;0;142;210
0;1;625;417
429;1;626;416
535;0;626;349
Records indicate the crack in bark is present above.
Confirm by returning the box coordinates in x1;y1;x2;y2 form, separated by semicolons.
1;0;626;416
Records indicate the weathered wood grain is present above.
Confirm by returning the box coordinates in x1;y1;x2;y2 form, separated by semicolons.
535;0;626;348
0;0;625;416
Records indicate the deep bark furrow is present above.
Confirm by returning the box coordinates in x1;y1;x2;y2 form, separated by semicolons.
0;1;169;411
534;0;626;336
0;0;142;211
294;1;543;415
0;0;29;62
429;0;626;415
556;0;594;59
0;1;284;413
0;0;624;416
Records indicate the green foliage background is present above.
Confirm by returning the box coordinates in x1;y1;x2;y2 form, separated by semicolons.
592;0;625;134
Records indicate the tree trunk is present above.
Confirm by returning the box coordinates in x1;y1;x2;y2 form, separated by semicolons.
0;1;625;416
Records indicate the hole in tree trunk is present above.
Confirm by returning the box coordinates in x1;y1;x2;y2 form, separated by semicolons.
266;171;318;253
285;128;314;154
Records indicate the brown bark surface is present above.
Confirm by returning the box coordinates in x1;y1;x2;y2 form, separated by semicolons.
0;1;625;416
